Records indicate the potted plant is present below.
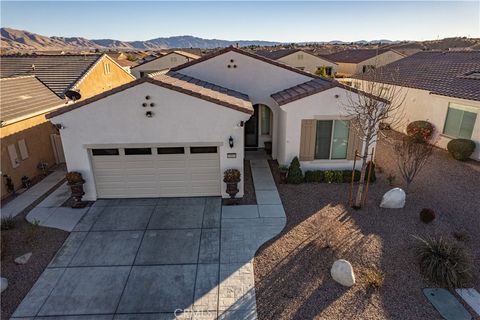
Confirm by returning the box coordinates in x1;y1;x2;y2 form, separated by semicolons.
264;141;272;155
278;165;288;183
66;171;86;208
223;169;241;203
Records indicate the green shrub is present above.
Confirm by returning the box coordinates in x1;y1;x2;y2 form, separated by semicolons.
287;157;304;184
305;170;324;183
447;139;476;161
414;235;472;288
406;120;434;142
419;208;435;223
333;171;343;183
1;216;16;230
323;170;335;183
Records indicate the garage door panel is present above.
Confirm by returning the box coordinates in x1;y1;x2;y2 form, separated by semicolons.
91;146;221;198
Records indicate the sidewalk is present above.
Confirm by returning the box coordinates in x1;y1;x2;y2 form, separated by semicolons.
1;168;66;218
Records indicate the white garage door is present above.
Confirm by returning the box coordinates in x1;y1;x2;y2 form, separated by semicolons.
91;146;220;198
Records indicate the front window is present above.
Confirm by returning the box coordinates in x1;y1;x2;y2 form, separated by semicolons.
443;103;478;139
314;120;350;160
261;105;271;135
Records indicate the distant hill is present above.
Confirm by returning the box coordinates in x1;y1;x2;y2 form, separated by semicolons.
0;28;281;52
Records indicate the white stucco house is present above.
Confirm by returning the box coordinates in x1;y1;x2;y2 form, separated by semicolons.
352;51;480;160
131;51;200;78
322;49;405;77
48;47;379;200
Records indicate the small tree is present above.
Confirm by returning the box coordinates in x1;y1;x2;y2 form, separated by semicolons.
394;134;436;192
315;66;328;78
341;69;406;208
287;157;304;184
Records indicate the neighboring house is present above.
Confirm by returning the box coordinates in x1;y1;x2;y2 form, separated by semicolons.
0;54;135;100
322;49;405;77
256;48;337;75
48;47;383;201
0;76;66;199
353;51;480;160
131;51;201;78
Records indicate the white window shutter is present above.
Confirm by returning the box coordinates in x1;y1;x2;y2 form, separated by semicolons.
7;144;20;168
18;139;29;160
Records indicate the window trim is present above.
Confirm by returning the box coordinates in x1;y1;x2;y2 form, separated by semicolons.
442;103;478;139
314;120;350;160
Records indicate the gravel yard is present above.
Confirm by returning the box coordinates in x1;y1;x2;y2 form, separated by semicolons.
254;132;480;320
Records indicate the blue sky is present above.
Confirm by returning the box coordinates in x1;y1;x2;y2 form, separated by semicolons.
1;1;479;42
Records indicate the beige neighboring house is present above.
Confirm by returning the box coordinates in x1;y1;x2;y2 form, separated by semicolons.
322;49;405;77
353;51;480;160
131;51;201;78
256;49;337;76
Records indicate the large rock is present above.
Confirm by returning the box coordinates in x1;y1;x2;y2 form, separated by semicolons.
380;188;406;209
15;252;32;265
331;259;355;287
1;277;7;293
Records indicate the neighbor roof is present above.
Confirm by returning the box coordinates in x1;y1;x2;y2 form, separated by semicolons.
171;46;318;79
322;49;397;63
132;51;200;69
47;71;253;119
1;76;64;125
255;48;337;64
353;51;480;102
0;54;102;98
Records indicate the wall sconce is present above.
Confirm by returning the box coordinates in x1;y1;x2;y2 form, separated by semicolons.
229;136;234;148
146;111;153;118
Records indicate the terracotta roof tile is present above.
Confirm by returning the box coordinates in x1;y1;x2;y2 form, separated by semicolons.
322;49;396;63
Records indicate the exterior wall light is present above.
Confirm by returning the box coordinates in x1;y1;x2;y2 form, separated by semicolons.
229;136;234;148
146;111;153;118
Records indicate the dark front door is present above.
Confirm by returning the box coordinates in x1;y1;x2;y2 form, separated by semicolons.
245;105;259;148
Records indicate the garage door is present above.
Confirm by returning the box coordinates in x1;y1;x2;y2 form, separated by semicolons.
91;146;220;198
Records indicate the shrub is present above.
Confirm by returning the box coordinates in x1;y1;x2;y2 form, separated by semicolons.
1;216;16;230
323;170;335;183
287;157;304;184
223;169;241;183
414;235;472;288
66;171;84;185
305;170;324;183
365;269;384;289
447;139;476;161
406;121;434;142
278;165;289;173
333;171;343;183
452;230;470;242
419;208;436;223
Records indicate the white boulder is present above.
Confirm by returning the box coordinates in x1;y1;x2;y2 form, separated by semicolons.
331;259;356;287
15;252;32;265
1;277;7;293
380;188;406;209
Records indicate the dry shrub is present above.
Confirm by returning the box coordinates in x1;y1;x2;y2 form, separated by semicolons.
365;269;384;289
414;235;472;288
1;216;16;230
452;230;470;242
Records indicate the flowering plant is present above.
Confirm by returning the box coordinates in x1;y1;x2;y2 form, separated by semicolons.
223;169;241;183
406;121;434;143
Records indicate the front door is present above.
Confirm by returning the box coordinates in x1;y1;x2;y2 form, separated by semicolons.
245;105;258;148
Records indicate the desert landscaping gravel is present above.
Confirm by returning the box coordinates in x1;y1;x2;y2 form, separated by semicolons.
254;132;480;320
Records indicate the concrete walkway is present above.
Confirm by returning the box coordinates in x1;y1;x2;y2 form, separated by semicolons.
12;159;286;320
1;168;66;218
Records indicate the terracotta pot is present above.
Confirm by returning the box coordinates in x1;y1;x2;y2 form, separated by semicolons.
279;171;288;184
68;181;86;208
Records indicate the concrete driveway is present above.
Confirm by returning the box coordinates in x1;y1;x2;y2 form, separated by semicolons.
12;195;285;320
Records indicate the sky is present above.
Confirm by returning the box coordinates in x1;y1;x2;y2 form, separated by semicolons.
1;1;479;42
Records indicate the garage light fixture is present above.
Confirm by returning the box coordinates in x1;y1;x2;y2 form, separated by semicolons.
229;136;234;148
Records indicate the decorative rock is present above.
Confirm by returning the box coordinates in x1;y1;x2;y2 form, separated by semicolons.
331;259;355;287
1;277;7;292
380;188;406;209
15;252;32;265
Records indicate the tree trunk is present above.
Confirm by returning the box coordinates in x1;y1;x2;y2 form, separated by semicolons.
354;130;372;208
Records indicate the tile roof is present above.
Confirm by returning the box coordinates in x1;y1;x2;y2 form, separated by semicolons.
1;75;64;125
170;46;319;79
0;54;102;98
132;51;200;69
47;72;253;119
172;50;201;60
322;49;395;63
271;78;337;106
353;51;480;102
255;49;302;60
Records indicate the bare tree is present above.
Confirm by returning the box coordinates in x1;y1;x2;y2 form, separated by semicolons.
394;134;436;192
341;69;406;208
